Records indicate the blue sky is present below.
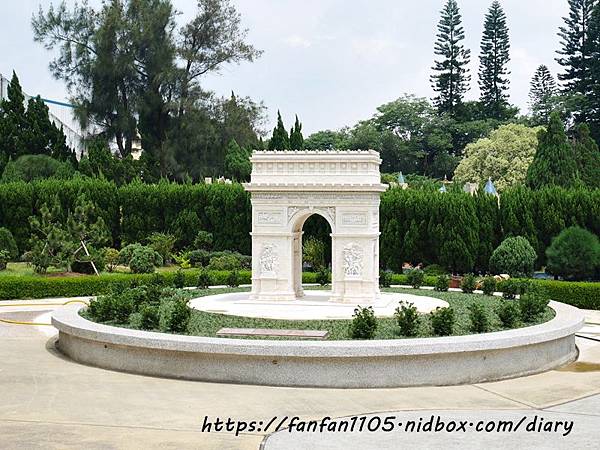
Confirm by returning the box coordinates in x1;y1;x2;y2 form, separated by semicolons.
2;0;568;135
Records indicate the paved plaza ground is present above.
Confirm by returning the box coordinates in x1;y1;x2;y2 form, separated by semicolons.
1;299;599;449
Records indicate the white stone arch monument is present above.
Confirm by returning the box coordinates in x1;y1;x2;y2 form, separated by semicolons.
244;150;387;304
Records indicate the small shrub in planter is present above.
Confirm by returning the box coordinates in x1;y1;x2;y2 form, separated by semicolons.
469;303;490;333
499;279;528;299
197;268;211;289
496;301;520;328
0;227;18;260
0;250;9;271
158;292;191;333
379;270;392;288
430;307;455;336
481;276;497;296
87;295;114;322
394;302;420;337
434;274;450;292
407;269;425;289
316;268;330;286
489;236;537;278
519;285;550;322
128;312;144;329
227;270;240;288
460;274;477;294
349;306;378;339
138;304;159;330
173;269;186;289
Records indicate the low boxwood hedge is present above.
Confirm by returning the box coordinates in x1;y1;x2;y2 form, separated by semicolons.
0;270;598;310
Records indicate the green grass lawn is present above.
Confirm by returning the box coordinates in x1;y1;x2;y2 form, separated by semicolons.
183;287;555;340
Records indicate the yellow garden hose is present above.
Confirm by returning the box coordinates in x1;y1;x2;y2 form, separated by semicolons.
0;299;89;326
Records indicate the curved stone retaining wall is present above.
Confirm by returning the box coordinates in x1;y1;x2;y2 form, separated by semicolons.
52;301;584;388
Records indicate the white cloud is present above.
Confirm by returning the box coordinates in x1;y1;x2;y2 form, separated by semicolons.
283;35;312;49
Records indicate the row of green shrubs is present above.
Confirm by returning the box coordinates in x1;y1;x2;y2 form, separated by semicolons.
0;270;331;300
350;286;551;340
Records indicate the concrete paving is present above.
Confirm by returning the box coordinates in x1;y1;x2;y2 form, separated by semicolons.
189;290;447;320
0;300;598;449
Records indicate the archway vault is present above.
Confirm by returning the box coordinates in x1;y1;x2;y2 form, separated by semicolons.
244;150;388;304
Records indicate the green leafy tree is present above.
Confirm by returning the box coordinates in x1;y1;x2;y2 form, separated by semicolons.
430;0;471;114
303;238;326;271
478;1;511;119
268;111;289;150
546;226;600;280
572;123;600;188
1;155;75;182
223;139;251;181
527;112;580;189
454;124;542;191
289;115;304;149
489;236;537;277
528;65;559;125
304;129;350;150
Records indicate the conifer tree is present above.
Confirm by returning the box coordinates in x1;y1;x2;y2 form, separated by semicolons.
528;65;559;125
572;123;600;188
223;139;251;181
268;111;289;150
526;112;580;189
479;1;511;118
556;0;597;95
0;72;28;162
289;115;304;149
430;0;471;114
586;3;600;142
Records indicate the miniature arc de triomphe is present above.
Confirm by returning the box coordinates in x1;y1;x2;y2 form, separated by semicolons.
243;150;388;304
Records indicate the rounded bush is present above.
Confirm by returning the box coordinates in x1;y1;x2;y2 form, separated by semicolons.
460;274;477;294
489;236;537;278
129;246;163;274
497;301;520;328
158;294;191;333
430;307;455;336
395;302;420;337
546;226;600;281
0;227;18;260
407;268;425;289
379;270;392;288
481;276;497;296
469;303;490;333
434;274;450;292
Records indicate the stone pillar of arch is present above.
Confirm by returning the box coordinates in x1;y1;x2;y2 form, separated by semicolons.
244;150;388;304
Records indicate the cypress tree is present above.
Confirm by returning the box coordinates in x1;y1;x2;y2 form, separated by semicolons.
556;0;597;96
479;1;511;119
528;65;559;125
0;72;28;162
289;115;304;149
430;0;471;114
268;111;289;150
526;112;580;189
572;123;600;188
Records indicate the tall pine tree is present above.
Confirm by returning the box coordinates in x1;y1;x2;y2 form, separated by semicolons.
478;1;511;119
556;0;597;96
526;112;580;189
587;3;600;142
289;115;304;149
268;111;290;150
529;65;559;125
430;0;471;114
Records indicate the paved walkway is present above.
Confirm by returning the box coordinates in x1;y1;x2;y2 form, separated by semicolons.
0;299;599;449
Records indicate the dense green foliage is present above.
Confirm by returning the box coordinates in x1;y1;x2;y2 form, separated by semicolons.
527;112;580;189
489;236;537;277
394;302;420;337
528;65;559;125
1;180;597;274
546;226;600;280
430;307;455;336
0;228;18;260
349;306;378;340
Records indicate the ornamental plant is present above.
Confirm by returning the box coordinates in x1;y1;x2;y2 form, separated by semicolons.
379;270;393;288
430;307;455;336
0;227;18;260
546;227;600;281
469;303;490;333
518;285;550;322
460;274;477;294
349;306;378;339
496;300;520;328
407;268;425;289
394;302;420;337
434;274;450;292
489;236;537;278
481;276;497;296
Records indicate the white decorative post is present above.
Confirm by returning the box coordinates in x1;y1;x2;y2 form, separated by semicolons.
244;150;387;304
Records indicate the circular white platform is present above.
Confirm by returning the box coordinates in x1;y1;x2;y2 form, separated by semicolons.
188;291;448;320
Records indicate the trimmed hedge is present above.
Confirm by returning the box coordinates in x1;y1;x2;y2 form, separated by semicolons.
0;270;329;300
533;279;600;310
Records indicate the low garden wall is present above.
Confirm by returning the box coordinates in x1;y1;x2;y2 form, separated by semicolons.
52;301;584;388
